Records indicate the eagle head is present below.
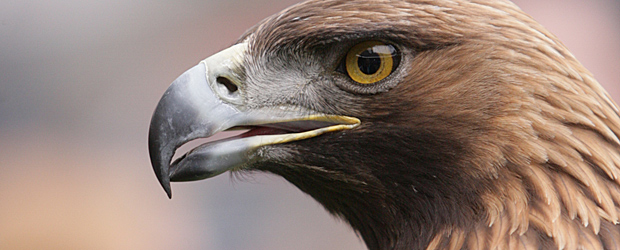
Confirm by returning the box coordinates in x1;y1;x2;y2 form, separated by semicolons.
149;0;620;249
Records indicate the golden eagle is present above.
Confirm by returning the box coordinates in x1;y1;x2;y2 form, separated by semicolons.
149;0;620;249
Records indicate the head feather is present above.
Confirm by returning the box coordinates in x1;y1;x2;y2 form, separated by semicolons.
240;0;620;249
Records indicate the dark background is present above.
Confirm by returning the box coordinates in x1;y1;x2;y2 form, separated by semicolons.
1;0;619;249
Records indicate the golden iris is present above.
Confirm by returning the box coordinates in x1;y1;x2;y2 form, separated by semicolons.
345;41;398;84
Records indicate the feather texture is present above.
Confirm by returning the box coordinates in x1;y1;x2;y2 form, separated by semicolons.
233;0;620;249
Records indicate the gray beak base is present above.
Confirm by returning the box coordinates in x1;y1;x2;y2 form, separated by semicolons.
149;64;220;198
148;61;245;198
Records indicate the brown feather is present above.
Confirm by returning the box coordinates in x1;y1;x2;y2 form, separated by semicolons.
238;0;620;249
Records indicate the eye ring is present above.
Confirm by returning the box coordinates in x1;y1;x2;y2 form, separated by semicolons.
344;41;400;84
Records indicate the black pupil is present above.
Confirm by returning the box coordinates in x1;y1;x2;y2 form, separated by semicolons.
357;48;381;75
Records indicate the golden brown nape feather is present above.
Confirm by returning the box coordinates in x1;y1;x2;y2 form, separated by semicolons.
423;2;620;250
239;0;620;249
414;1;620;248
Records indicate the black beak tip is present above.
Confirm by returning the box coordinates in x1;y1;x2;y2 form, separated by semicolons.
151;156;174;199
162;180;172;199
151;157;173;199
153;161;173;199
149;132;174;199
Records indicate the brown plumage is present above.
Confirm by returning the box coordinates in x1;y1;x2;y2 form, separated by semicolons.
149;0;620;249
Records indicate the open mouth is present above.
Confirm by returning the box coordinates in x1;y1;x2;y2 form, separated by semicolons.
167;117;360;182
171;120;337;166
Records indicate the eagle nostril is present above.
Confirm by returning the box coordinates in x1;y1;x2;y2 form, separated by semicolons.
217;76;238;93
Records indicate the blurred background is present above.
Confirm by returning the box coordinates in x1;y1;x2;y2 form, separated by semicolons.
0;0;618;249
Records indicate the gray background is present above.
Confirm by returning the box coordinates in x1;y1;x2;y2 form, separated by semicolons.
1;0;619;249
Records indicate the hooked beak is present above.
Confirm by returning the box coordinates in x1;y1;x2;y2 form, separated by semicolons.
148;43;360;198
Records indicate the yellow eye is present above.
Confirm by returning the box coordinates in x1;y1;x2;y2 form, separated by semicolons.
345;41;399;84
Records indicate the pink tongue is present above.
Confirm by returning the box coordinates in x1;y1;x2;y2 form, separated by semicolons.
240;127;288;138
